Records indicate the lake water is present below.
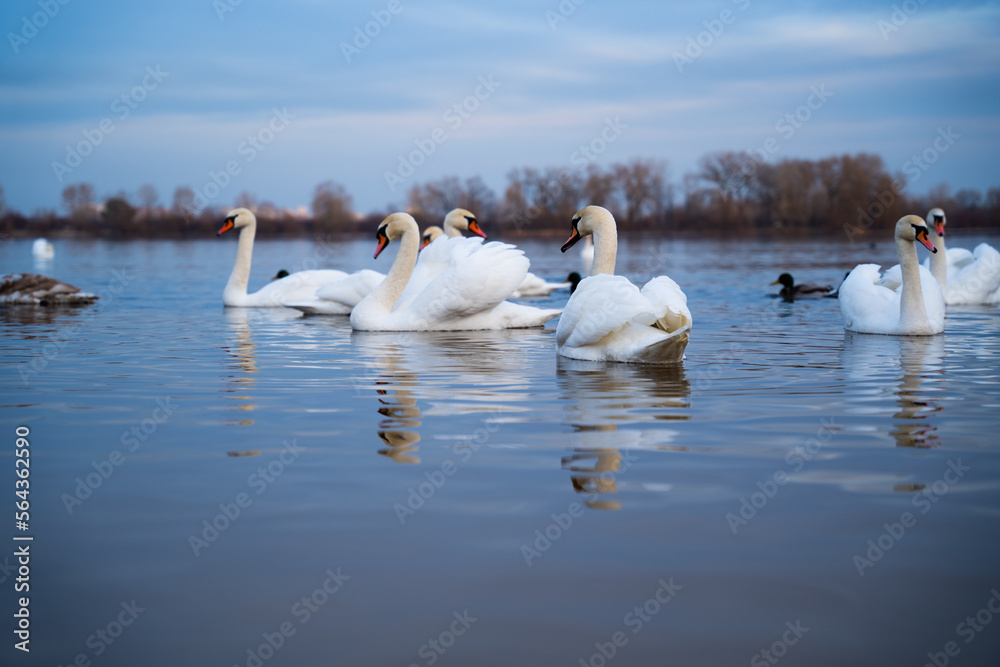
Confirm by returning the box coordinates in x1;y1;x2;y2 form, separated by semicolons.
2;231;999;667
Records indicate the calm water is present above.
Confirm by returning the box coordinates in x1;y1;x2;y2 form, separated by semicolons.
2;231;1000;667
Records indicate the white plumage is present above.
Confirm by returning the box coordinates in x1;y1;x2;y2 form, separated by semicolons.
839;215;945;335
350;213;560;331
218;208;347;307
555;206;691;364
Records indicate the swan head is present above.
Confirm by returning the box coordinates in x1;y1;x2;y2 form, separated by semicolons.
443;208;486;239
374;212;418;259
421;225;444;250
926;207;946;237
771;273;794;288
218;208;256;236
897;215;937;254
561;205;613;252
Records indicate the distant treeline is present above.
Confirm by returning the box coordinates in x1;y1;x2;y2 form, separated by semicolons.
2;152;997;240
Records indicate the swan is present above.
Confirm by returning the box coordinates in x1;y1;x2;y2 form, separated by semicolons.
922;208;1000;305
770;273;833;300
839;215;945;335
556;206;691;364
350;213;561;331
511;272;573;298
421;226;444;248
32;238;54;260
283;214;471;316
0;273;98;306
217;208;348;307
879;209;1000;305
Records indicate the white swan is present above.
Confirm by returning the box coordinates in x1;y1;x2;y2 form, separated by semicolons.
1;273;98;305
32;238;54;260
555;206;691;364
923;208;1000;305
350;213;561;331
218;208;348;307
284;213;477;316
511;272;572;298
880;208;1000;305
839;215;945;335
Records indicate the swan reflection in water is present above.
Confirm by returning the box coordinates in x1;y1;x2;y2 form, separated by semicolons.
842;332;945;449
557;358;691;509
352;328;554;465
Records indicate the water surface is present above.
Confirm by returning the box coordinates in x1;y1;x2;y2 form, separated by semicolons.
2;232;999;666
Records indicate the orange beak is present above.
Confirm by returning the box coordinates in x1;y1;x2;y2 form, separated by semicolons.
217;218;235;236
561;227;583;253
468;219;487;239
916;227;937;253
420;236;432;250
934;219;945;237
374;230;390;259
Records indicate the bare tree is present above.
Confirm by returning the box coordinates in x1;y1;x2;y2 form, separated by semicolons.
235;191;258;211
312;181;354;232
138;184;158;213
407;176;496;226
61;183;96;222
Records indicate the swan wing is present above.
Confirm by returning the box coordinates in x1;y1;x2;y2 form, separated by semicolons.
945;243;1000;304
640;276;692;334
315;270;385;307
402;240;529;323
839;264;899;333
248;269;347;306
399;235;475;304
556;274;652;349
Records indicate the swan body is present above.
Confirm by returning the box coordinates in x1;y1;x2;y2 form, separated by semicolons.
511;272;572;298
350;213;560;331
32;238;54;260
218;208;347;307
398;209;487;304
556;206;691;364
839;215;945;335
0;273;98;305
880;208;1000;305
283;269;386;315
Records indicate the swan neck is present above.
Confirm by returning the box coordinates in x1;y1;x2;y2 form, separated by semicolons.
225;223;256;300
372;227;419;310
929;230;947;287
590;222;617;276
897;234;929;329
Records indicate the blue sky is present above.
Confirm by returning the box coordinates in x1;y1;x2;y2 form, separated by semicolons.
2;0;998;216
